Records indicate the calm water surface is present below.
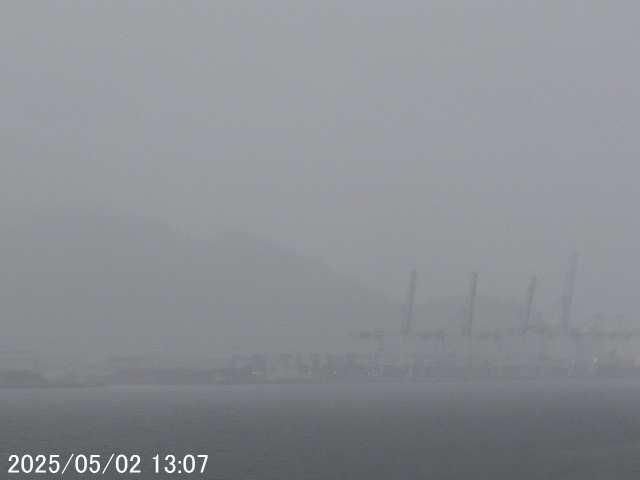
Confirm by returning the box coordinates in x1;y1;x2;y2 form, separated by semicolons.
1;380;640;479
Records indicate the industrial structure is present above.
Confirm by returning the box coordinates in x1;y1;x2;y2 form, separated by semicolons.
2;253;640;386
340;253;640;381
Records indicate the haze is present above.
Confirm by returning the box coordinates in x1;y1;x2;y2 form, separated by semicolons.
1;2;639;360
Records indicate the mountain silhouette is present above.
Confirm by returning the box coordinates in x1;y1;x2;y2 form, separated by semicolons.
0;210;403;360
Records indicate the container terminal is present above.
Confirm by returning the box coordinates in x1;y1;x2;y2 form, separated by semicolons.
2;254;640;386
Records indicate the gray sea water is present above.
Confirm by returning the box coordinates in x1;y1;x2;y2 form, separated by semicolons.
1;380;640;479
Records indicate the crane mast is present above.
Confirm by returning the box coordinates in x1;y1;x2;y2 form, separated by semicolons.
463;272;477;335
520;274;537;335
561;253;577;330
401;270;417;335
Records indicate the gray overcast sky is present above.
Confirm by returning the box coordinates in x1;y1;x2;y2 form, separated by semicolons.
2;1;639;323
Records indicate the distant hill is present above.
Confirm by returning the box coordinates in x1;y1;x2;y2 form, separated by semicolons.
0;210;536;361
0;210;403;359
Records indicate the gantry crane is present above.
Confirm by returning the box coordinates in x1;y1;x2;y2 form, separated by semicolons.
519;274;537;335
348;270;417;373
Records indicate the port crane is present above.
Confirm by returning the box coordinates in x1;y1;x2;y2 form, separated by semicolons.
519;274;537;335
348;253;640;378
348;270;417;373
561;252;577;330
411;271;480;341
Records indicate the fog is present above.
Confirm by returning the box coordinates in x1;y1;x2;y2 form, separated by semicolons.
1;2;639;373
